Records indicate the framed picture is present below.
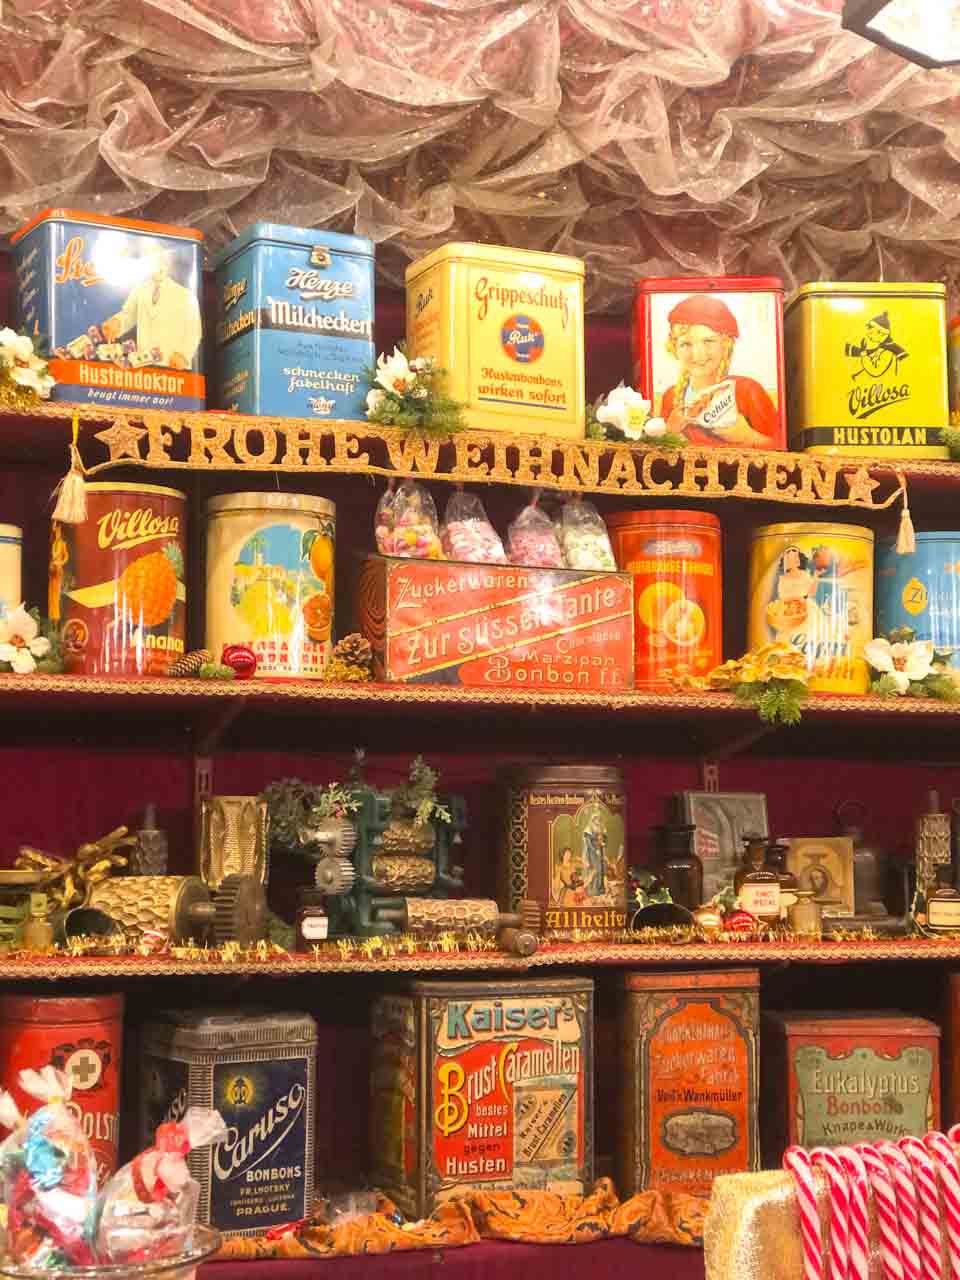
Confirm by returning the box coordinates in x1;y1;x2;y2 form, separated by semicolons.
785;837;855;917
677;791;769;902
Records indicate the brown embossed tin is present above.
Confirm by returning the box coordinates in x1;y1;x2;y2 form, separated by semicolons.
498;764;627;938
620;969;759;1198
369;977;594;1219
761;1012;940;1166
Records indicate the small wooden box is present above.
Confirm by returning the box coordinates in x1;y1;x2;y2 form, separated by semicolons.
762;1012;940;1166
619;969;760;1199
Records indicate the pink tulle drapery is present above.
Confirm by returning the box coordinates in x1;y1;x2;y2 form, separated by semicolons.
3;0;960;309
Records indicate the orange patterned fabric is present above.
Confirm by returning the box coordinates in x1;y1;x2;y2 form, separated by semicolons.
216;1180;707;1261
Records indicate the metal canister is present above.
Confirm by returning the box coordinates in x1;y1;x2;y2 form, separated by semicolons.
785;282;949;457
205;492;335;678
877;532;960;674
198;795;269;889
0;993;123;1186
52;482;186;676
748;521;875;694
605;509;722;688
140;1009;317;1238
498;764;627;937
0;523;22;618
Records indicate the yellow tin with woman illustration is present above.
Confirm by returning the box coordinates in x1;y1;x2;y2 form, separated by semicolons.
748;522;875;694
785;282;948;457
633;276;786;450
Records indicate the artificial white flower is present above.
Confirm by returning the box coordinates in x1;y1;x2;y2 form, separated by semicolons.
409;357;426;372
864;637;934;693
0;605;49;674
641;417;667;439
366;388;386;417
0;329;34;365
596;384;651;437
375;347;416;396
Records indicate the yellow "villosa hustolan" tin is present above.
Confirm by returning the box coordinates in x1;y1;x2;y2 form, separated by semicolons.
785;282;949;458
405;242;585;439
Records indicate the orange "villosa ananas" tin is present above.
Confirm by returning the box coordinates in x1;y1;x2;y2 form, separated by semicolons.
51;482;187;677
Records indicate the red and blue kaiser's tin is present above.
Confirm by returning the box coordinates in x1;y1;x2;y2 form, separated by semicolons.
633;276;786;450
11;208;205;411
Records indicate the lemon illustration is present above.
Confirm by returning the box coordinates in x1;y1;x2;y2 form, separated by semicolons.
637;580;682;629
237;580;294;638
662;598;706;648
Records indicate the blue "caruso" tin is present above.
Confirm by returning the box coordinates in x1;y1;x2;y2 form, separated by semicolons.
11;208;205;411
213;222;375;421
877;532;960;669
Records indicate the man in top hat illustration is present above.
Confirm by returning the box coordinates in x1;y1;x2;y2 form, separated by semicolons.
660;294;781;447
845;312;908;379
102;244;202;370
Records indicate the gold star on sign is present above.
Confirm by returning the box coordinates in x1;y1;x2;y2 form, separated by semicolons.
94;418;146;462
844;467;879;505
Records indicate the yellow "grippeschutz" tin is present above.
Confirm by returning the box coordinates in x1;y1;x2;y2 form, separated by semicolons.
785;282;949;458
405;242;585;439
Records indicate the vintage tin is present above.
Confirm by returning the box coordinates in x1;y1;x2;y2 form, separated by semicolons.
11;208;204;411
877;533;960;673
943;974;960;1124
605;509;722;689
761;1012;940;1165
53;482;186;677
748;521;875;694
632;276;786;450
213;222;375;420
140;1008;317;1239
356;554;633;689
619;970;759;1198
498;764;627;936
785;282;949;457
0;523;22;620
369;977;594;1219
405;242;585;438
205;492;335;679
0;994;123;1186
949;315;960;426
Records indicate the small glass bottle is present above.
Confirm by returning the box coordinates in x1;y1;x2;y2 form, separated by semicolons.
656;823;703;911
734;834;767;895
739;858;781;925
926;865;960;933
295;889;329;952
766;840;799;916
21;893;54;951
788;889;822;937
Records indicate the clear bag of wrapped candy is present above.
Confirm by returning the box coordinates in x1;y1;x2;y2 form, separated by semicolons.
2;1066;99;1268
441;487;507;564
556;496;617;570
376;480;443;559
96;1108;226;1264
507;491;564;568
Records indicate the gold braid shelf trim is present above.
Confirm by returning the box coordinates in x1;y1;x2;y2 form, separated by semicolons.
4;672;960;719
12;400;932;510
1;939;960;980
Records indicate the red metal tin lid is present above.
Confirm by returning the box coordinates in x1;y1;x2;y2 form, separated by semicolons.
634;275;784;294
625;970;759;992
605;509;721;531
11;208;204;245
766;1011;940;1036
0;994;124;1022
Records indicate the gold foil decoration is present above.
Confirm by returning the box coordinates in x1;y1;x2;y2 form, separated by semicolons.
16;827;135;910
370;855;437;892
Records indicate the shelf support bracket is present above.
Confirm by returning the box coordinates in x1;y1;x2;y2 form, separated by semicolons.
190;697;250;810
699;723;773;791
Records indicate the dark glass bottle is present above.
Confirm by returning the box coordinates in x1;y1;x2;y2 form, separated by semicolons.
295;888;329;952
766;839;798;913
734;834;767;895
655;823;703;911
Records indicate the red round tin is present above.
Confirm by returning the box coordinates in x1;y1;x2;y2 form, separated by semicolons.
0;993;124;1186
52;481;186;676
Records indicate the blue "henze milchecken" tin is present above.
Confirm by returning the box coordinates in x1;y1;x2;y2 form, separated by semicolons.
214;222;375;420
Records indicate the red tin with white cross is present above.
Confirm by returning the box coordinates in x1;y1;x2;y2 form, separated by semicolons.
0;994;124;1186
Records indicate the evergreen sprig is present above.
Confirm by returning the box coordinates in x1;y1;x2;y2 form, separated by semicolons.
940;426;960;460
733;677;807;726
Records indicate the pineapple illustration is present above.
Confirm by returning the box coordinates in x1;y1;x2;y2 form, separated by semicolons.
118;543;182;627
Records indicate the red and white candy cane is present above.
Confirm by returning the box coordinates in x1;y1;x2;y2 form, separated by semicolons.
838;1147;871;1280
880;1141;924;1280
900;1137;943;1280
858;1143;905;1280
812;1147;851;1280
784;1146;825;1280
924;1132;960;1280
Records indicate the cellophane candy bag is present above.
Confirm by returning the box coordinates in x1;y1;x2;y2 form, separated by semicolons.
2;1066;99;1268
0;1091;25;1263
376;480;443;559
507;491;564;567
96;1108;226;1264
441;488;507;564
556;496;617;570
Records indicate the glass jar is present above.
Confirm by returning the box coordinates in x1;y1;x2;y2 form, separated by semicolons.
295;888;329;952
655;823;703;911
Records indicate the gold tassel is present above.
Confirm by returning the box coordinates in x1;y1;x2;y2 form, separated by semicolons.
896;471;915;555
51;411;87;524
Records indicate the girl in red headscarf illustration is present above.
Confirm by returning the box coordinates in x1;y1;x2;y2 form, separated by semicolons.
659;295;780;447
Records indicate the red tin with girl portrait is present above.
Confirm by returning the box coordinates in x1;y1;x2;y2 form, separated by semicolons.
632;276;786;450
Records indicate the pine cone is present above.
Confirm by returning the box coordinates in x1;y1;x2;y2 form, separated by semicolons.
168;649;212;677
333;633;372;673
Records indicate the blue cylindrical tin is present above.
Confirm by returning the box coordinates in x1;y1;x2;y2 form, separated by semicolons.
876;532;960;667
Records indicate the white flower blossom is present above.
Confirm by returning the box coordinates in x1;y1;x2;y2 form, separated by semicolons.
375;347;416;396
0;605;49;675
641;417;667;439
0;329;34;365
366;388;386;417
596;384;651;438
864;637;934;693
